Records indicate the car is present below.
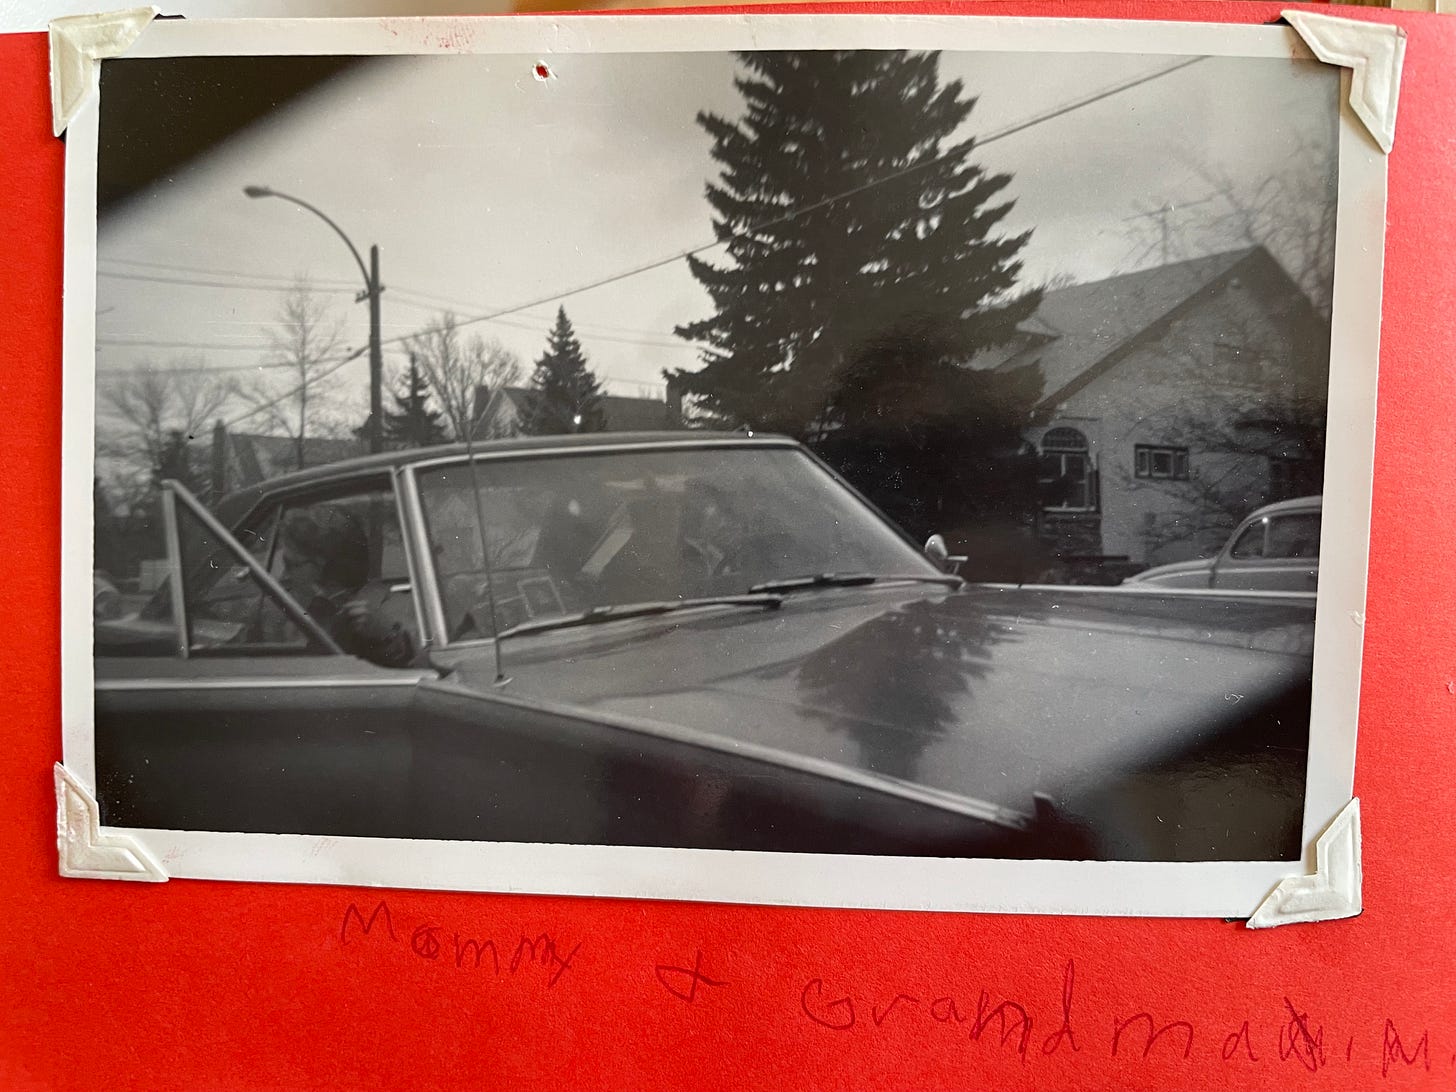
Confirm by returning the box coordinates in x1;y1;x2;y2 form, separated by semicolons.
93;433;1315;862
1123;496;1322;593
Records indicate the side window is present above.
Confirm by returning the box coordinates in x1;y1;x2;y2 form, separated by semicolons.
97;479;422;665
1265;513;1321;560
96;493;328;658
1228;519;1266;559
188;505;279;633
177;501;321;654
270;483;421;659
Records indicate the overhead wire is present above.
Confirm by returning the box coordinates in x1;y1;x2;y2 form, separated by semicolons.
97;266;693;350
373;56;1210;340
99;56;1207;401
97;269;366;295
217;347;370;430
99;254;362;291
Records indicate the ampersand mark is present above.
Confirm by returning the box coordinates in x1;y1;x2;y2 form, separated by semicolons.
655;949;727;1003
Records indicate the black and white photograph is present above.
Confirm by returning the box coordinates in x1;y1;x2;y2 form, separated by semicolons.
63;15;1384;914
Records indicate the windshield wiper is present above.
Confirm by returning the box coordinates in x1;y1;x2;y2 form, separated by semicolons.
495;593;784;640
747;572;963;594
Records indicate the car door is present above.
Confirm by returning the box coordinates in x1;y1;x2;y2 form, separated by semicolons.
93;480;435;837
1211;510;1320;592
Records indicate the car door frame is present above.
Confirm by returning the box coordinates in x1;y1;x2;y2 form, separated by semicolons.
93;478;439;836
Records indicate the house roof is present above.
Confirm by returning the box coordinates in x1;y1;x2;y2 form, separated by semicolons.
228;432;365;472
493;386;531;410
600;393;680;431
476;385;681;432
993;247;1269;406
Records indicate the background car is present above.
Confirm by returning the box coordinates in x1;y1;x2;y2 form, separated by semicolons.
1123;496;1321;593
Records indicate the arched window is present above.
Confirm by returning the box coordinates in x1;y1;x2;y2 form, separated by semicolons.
1039;427;1097;511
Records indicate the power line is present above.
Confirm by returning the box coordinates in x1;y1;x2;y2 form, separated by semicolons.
97;336;278;355
97;268;363;295
386;287;692;349
219;347;369;430
98;266;694;351
95;344;368;376
95;328;413;354
368;56;1209;343
975;56;1207;149
97;340;661;394
485;314;688;352
99;58;1205;384
99;255;360;291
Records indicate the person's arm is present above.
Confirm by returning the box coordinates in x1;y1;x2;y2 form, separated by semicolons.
337;599;417;669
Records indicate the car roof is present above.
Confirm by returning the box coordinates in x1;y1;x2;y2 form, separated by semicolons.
214;430;796;524
1246;495;1322;519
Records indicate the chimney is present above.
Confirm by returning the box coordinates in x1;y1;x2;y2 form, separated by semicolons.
665;376;685;428
210;419;228;498
471;384;491;439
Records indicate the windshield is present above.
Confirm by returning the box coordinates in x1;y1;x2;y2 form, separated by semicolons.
415;444;938;640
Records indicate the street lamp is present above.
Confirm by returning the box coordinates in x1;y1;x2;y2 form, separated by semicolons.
243;184;384;455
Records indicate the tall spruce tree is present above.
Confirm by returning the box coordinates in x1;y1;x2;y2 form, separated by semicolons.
383;354;450;448
671;50;1042;438
523;308;606;435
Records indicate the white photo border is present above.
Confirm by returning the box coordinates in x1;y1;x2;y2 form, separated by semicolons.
60;12;1386;917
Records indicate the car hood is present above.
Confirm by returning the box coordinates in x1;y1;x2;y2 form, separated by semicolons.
441;584;1313;821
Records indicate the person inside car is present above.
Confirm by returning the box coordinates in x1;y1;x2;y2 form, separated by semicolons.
278;507;416;669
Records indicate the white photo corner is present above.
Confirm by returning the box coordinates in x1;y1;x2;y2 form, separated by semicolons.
54;9;1398;920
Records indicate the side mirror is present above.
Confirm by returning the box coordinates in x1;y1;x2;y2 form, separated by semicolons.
924;534;966;575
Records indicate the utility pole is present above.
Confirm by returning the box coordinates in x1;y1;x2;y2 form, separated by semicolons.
1122;196;1218;267
367;244;383;454
244;185;385;454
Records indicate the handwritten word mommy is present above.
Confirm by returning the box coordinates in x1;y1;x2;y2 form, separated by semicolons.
799;959;1443;1080
339;900;581;988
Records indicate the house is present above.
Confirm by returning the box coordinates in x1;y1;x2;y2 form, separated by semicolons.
471;384;685;439
979;246;1328;572
207;425;366;497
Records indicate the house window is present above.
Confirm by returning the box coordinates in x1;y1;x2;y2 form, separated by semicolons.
1039;427;1097;511
1134;444;1190;480
1269;456;1321;502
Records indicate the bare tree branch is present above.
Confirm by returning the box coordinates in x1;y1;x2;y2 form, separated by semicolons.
1116;304;1326;558
405;312;523;441
1123;137;1337;318
235;279;346;469
97;355;234;486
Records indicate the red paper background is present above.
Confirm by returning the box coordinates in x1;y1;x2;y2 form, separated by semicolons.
3;4;1454;1089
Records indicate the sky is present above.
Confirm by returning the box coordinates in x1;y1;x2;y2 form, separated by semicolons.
93;47;1339;435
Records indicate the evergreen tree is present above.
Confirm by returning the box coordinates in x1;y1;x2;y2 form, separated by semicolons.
671;50;1042;438
383;354;450;448
153;428;203;494
522;308;606;435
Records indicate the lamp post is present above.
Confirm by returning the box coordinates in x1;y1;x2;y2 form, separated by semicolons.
243;185;384;455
